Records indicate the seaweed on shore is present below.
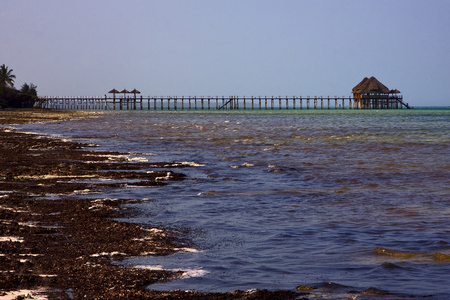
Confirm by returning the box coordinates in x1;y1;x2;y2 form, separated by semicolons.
0;110;301;299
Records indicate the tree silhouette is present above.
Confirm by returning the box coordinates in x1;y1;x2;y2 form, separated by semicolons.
0;64;16;88
21;83;38;97
0;65;37;108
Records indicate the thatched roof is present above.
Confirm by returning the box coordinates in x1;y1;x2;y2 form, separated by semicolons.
130;89;140;94
352;76;390;94
120;89;130;93
108;89;119;93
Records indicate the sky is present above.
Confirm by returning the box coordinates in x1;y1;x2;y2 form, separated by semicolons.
1;0;449;106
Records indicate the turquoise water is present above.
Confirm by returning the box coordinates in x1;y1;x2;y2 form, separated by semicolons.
14;109;450;298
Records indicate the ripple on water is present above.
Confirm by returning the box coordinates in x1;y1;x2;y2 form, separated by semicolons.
13;110;450;297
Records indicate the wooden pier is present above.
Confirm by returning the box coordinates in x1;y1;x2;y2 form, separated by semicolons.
36;95;410;111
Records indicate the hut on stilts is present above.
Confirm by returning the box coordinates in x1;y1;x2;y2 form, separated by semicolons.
352;76;410;109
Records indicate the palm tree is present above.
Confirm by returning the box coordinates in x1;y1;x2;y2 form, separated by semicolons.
0;64;16;88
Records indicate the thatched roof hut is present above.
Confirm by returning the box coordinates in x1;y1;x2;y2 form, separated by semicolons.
352;76;390;95
351;76;407;109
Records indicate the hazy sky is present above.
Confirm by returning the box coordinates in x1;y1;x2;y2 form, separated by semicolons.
1;0;449;106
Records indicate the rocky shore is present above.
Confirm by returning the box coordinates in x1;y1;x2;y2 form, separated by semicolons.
0;110;299;299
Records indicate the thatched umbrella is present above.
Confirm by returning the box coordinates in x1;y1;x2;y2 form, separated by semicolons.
130;89;140;99
390;89;401;94
120;89;130;99
108;89;119;99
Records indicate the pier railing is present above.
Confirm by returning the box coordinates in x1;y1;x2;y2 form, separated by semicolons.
36;95;410;110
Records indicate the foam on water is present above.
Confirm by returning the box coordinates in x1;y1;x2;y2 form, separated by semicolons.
12;109;450;297
0;236;25;243
134;265;209;279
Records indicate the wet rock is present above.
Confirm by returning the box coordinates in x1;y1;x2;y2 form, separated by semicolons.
361;287;392;295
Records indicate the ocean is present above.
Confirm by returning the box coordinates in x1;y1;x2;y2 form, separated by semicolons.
13;108;450;298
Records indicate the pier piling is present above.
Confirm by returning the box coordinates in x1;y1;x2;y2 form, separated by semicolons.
37;94;410;110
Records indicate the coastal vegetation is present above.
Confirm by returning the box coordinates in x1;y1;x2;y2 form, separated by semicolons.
0;64;37;108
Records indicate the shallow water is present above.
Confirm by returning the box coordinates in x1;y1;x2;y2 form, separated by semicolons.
14;109;450;298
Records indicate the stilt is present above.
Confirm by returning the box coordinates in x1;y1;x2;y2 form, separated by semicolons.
39;95;409;111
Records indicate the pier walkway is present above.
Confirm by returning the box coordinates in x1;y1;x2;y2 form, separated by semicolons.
36;95;410;110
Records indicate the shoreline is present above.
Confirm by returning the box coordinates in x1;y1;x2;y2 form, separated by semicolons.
0;110;299;299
